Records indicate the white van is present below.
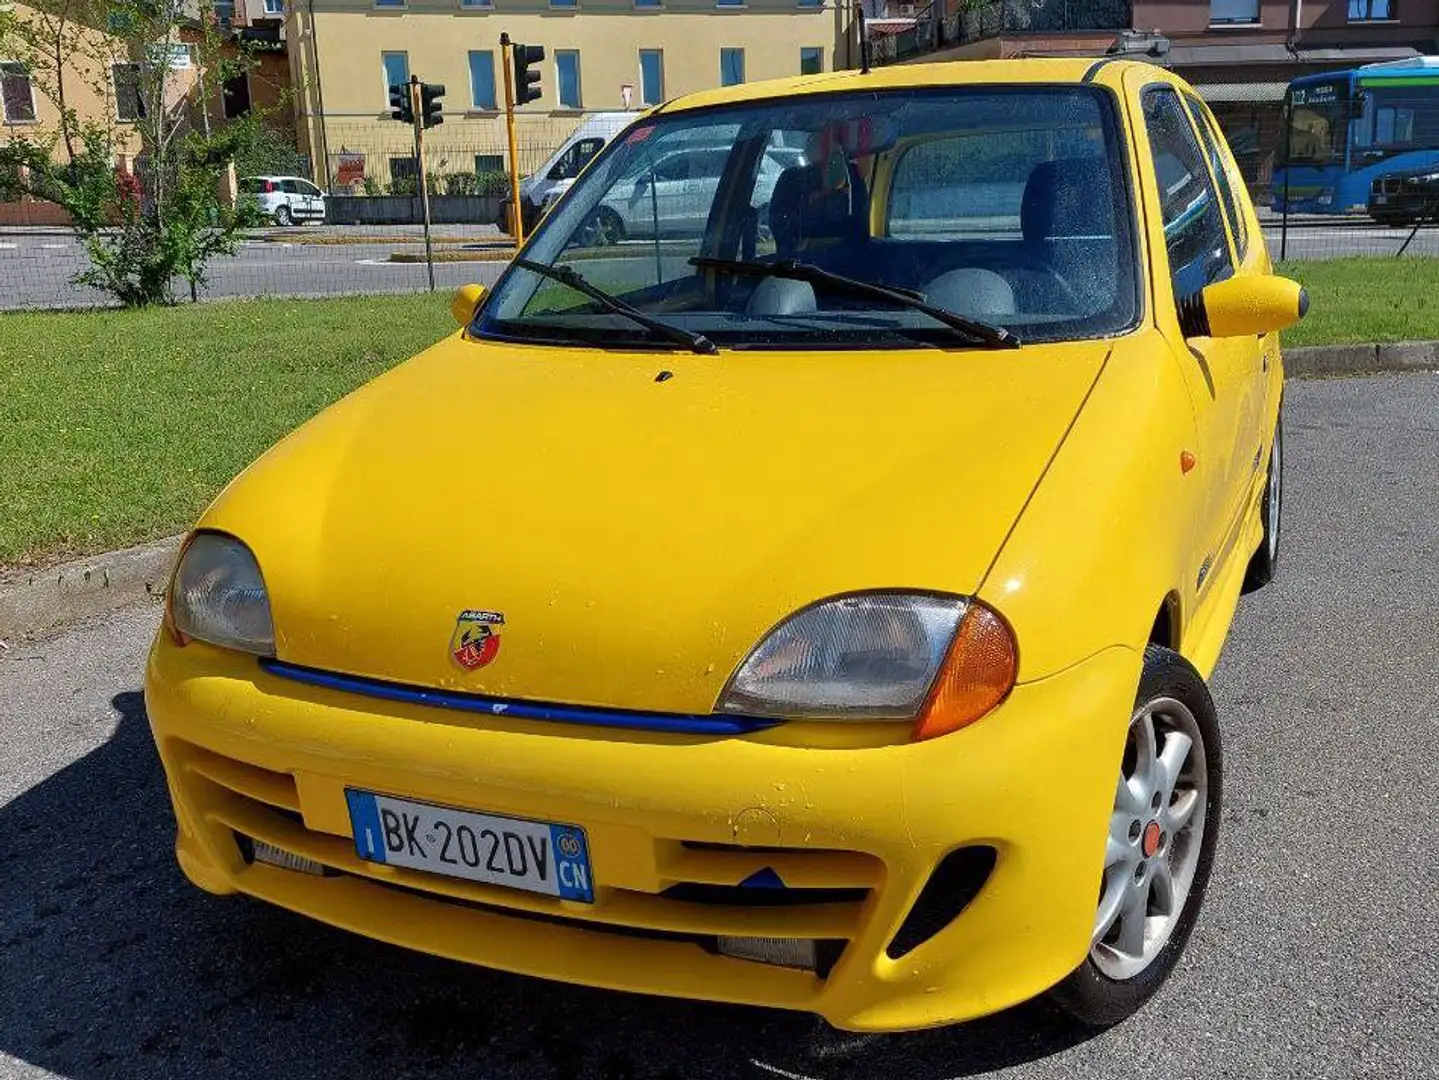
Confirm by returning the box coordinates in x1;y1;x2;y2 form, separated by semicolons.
504;112;639;235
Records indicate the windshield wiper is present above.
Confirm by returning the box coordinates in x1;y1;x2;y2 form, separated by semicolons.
690;256;1020;349
514;259;717;354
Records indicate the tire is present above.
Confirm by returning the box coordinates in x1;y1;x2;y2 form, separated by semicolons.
1048;644;1223;1028
578;206;625;247
1242;406;1283;593
273;204;294;227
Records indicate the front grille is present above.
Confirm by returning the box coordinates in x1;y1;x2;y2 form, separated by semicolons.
169;739;880;968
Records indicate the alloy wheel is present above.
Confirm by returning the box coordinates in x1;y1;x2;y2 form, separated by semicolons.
1267;426;1282;564
1091;696;1208;981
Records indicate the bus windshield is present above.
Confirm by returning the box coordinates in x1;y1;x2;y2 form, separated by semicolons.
1283;80;1352;166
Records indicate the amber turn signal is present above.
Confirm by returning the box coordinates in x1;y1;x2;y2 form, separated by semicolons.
912;601;1017;741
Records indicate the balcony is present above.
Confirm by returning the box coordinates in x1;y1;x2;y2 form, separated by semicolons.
868;0;1132;65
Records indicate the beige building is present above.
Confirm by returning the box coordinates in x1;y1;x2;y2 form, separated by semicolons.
288;0;849;191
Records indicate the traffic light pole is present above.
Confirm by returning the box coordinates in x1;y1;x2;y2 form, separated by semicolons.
500;32;525;247
410;75;436;291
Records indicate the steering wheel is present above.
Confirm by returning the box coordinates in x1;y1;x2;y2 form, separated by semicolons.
1009;250;1084;315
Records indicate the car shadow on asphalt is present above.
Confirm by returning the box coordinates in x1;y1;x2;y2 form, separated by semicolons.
0;690;1097;1080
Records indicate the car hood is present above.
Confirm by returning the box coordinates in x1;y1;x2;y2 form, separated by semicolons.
201;334;1110;715
1383;165;1439;183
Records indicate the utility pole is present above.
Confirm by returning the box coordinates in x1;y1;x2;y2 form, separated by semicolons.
410;75;436;292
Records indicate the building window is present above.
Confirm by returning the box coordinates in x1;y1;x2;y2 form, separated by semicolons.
475;153;504;173
1;62;37;123
374;0;405;9
797;0;822;6
1348;0;1392;19
221;71;251;118
800;46;823;74
382;51;409;99
639;49;664;105
717;0;744;6
468;50;496;109
461;0;493;7
556;50;581;107
262;0;285;13
209;0;234;29
551;0;578;8
720;47;745;86
634;0;661;7
112;63;145;122
1209;0;1259;23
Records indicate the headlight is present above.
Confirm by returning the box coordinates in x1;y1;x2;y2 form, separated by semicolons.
718;592;1016;739
168;532;275;655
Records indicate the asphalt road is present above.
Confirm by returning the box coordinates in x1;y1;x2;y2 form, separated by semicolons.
2;373;1437;1080
0;229;511;311
3;220;1438;310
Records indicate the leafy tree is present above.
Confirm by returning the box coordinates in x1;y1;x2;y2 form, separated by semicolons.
0;0;276;305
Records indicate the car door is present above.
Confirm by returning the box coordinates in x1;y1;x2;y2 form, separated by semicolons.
1136;80;1254;596
676;150;727;234
277;179;301;217
633;151;691;237
298;180;325;219
1183;92;1271;475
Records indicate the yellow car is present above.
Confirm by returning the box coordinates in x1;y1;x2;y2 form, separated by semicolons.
145;58;1305;1032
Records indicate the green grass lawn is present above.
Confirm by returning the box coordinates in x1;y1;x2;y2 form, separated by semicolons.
1278;257;1439;348
1;257;1435;566
0;294;451;566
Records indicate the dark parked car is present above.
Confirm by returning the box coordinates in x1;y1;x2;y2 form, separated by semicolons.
1368;166;1439;226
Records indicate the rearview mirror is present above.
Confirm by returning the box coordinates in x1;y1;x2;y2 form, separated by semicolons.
1178;274;1308;339
451;283;486;326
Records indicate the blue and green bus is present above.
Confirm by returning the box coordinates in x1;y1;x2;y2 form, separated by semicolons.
1272;57;1439;214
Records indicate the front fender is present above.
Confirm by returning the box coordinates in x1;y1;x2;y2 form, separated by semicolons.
977;331;1203;681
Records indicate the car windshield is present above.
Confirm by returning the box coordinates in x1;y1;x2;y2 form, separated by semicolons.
475;86;1139;350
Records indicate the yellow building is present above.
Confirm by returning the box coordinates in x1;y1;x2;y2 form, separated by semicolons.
288;0;850;191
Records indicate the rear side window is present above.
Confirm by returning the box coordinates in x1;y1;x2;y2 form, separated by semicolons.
279;179;300;194
1184;94;1248;259
1142;86;1233;298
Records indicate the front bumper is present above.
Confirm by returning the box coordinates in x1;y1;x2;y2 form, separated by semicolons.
145;638;1139;1031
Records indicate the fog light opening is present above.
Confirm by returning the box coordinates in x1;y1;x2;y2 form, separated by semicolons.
716;936;819;970
238;834;327;876
886;845;997;960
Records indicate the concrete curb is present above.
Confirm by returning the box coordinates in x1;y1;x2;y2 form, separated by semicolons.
1287;340;1439;377
0;535;182;645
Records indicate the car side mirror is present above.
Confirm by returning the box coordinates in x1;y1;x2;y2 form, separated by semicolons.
451;283;486;326
1178;274;1308;339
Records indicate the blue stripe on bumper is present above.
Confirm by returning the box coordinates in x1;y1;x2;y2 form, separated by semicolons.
257;658;781;736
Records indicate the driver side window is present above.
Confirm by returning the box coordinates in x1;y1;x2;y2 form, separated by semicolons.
1142;86;1234;299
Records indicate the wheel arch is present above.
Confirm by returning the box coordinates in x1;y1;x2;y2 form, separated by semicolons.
1148;590;1183;652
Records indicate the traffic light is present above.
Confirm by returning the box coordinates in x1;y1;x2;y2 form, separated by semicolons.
419;82;445;129
388;83;412;124
512;43;545;106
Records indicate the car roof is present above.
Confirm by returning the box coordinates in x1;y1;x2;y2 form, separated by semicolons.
655;58;1151;115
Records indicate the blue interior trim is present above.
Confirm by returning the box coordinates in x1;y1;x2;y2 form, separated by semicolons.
258;658;780;736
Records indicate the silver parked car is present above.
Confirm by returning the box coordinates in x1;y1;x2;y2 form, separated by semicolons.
579;145;804;244
239;175;328;227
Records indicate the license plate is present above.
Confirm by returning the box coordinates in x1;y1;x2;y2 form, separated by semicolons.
345;790;594;902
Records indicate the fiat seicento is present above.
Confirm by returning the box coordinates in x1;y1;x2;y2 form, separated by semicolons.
145;58;1305;1031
